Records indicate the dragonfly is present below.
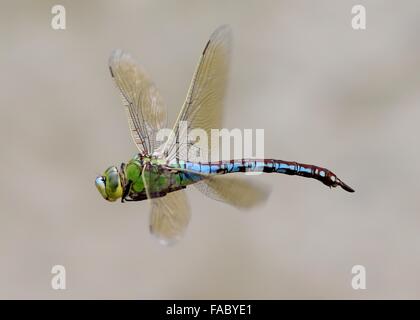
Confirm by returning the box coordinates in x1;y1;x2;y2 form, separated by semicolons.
95;25;354;245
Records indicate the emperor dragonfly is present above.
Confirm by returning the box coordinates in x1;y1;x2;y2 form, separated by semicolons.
95;25;354;245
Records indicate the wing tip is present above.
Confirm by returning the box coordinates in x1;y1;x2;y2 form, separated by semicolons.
150;224;184;246
214;24;231;34
211;24;232;40
108;48;125;67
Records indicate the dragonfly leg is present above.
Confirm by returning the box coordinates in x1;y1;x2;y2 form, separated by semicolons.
121;180;132;203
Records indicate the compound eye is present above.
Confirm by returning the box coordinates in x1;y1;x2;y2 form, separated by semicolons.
107;170;120;190
103;166;123;201
95;176;107;199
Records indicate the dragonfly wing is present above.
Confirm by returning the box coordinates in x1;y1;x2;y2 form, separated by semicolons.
142;165;191;245
160;25;231;162
193;175;270;209
109;49;167;155
165;165;270;209
149;191;191;245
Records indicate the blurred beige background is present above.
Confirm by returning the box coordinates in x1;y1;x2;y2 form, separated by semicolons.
1;0;420;299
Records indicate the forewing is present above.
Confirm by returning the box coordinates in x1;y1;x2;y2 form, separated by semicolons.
142;165;191;245
161;25;231;162
109;49;167;154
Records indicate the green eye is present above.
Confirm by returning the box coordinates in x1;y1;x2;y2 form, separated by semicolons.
107;170;119;189
95;166;123;201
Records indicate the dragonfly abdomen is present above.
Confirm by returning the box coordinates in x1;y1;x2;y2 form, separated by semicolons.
182;159;354;192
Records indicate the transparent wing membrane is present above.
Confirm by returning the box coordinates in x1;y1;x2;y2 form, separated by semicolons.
161;25;232;162
142;164;191;245
109;49;167;155
167;166;270;209
193;175;270;209
148;190;191;246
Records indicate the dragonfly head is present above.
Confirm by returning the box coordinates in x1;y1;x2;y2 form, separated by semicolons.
95;166;123;201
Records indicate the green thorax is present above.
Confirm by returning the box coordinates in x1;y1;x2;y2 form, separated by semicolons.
123;154;199;198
